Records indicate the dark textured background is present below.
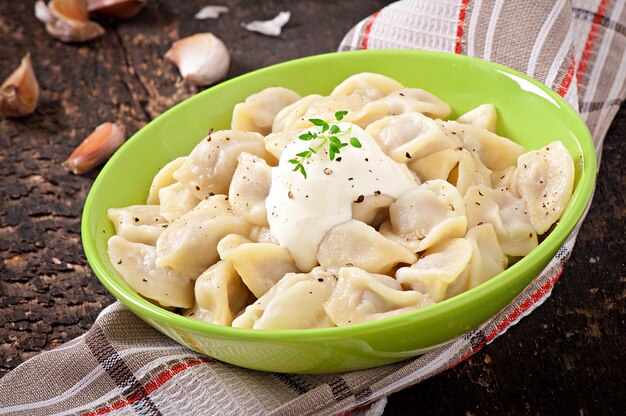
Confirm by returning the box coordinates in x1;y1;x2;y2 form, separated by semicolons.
1;1;624;414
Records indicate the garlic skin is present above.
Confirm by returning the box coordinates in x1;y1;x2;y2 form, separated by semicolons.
194;5;228;20
35;0;105;43
63;122;125;174
87;0;147;19
1;54;40;118
242;11;290;37
164;33;230;86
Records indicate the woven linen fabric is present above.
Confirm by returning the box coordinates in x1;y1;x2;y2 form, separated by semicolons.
1;1;624;415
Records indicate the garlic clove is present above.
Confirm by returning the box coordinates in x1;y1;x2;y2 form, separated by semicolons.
194;5;228;20
164;33;230;86
63;122;125;174
87;0;147;19
34;0;56;23
1;54;40;118
35;0;105;43
242;11;290;37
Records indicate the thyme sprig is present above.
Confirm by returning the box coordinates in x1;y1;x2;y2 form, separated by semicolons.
288;110;362;179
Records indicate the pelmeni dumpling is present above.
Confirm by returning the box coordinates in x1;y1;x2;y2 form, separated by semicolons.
456;104;497;132
231;87;301;135
449;149;493;197
264;130;301;160
366;112;460;163
217;234;299;298
351;192;395;228
355;88;452;127
232;268;337;329
272;94;368;132
183;260;250;326
324;267;432;326
317;220;417;274
396;238;473;302
147;157;187;205
108;235;194;308
271;94;322;133
248;226;278;244
463;223;507;290
409;149;462;182
173;130;267;198
331;72;405;100
381;179;467;252
464;185;538;257
442;121;525;171
155;195;251;280
513;141;575;234
228;152;271;226
491;165;517;192
107;205;166;246
158;182;202;222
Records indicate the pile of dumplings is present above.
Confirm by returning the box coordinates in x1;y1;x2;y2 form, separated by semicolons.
107;73;575;330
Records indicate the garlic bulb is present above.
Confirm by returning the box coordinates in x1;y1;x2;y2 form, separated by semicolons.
87;0;147;19
0;54;40;118
63;122;125;174
164;33;230;86
35;0;105;43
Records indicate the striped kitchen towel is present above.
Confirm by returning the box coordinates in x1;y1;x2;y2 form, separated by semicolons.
1;1;624;415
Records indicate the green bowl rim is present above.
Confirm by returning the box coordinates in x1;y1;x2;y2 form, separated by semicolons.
82;49;596;341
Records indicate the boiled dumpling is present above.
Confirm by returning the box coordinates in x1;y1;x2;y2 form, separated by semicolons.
108;235;193;308
442;121;525;171
146;157;187;205
232;268;337;329
271;94;323;133
155;195;251;280
456;104;497;132
354;88;452;127
158;182;201;222
248;226;278;244
366;112;460;163
463;223;507;290
464;185;538;257
396;238;473;302
264;130;300;160
409;149;463;182
272;94;368;132
228;152;271;226
217;234;299;298
381;179;467;252
513;141;575;234
351;192;395;228
317;220;417;274
331;72;405;100
491;165;517;192
107;205;166;246
173;130;268;198
182;260;250;326
231;87;301;135
449;149;492;197
324;267;432;326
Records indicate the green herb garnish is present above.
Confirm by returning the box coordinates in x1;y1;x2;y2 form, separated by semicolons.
287;111;362;178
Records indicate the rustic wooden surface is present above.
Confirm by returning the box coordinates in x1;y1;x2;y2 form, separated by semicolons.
0;1;624;414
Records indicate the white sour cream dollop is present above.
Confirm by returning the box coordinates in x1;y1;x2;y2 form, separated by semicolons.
266;122;419;271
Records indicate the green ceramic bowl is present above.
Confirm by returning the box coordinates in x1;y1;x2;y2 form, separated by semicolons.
82;50;596;373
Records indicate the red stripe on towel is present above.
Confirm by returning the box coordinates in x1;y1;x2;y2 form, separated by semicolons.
557;56;576;97
576;0;610;84
82;357;215;416
361;10;382;50
455;0;471;54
